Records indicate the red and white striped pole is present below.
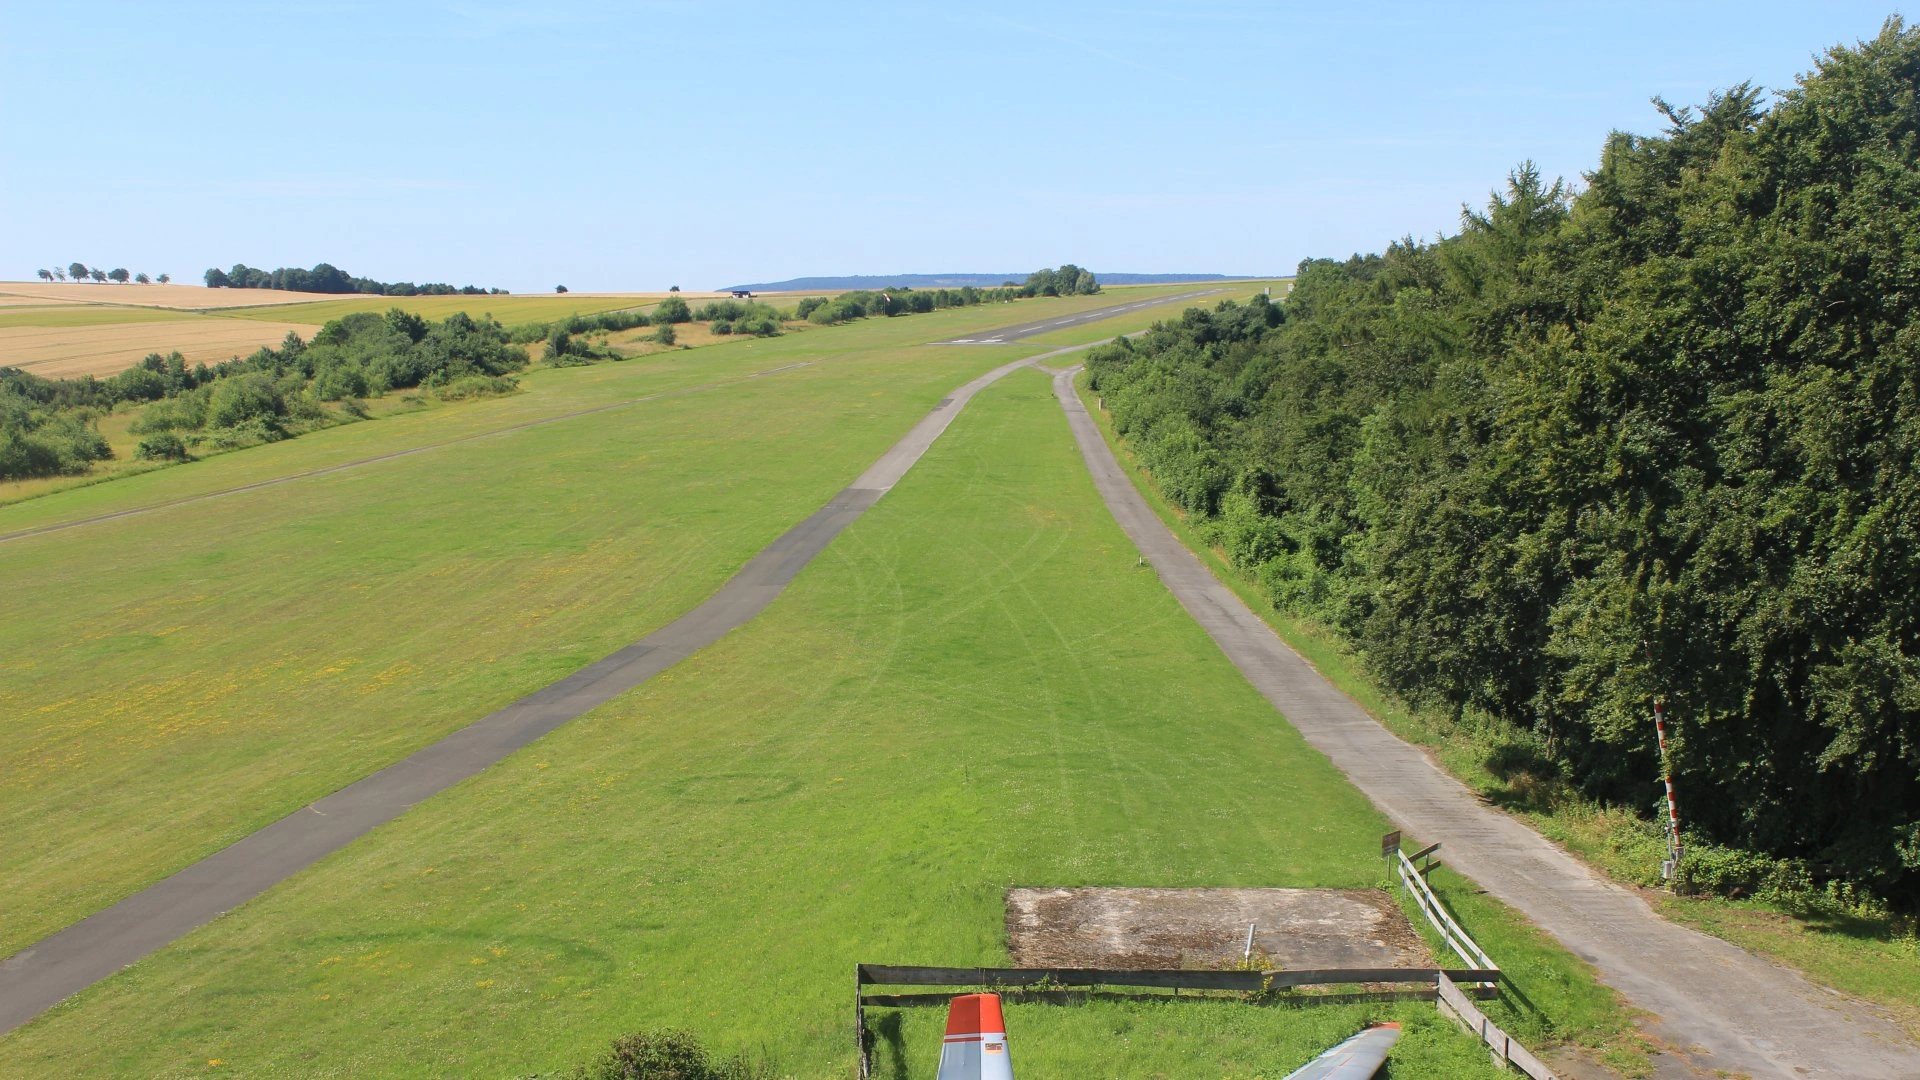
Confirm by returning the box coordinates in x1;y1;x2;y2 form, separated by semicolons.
1654;699;1683;879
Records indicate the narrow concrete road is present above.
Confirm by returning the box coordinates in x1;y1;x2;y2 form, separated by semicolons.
931;289;1222;344
0;344;1103;1036
1050;367;1920;1080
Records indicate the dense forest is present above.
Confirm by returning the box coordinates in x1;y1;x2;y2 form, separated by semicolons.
203;261;505;296
1088;22;1920;901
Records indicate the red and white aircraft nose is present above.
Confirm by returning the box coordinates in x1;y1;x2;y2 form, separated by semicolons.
936;993;1014;1080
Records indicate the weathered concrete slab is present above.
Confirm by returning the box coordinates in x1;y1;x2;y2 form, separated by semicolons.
1006;886;1432;970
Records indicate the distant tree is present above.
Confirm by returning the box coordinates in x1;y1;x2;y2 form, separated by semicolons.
134;272;150;284
156;273;170;284
108;268;130;283
669;285;680;292
89;268;107;283
204;268;230;288
69;262;88;281
555;284;568;293
36;269;51;282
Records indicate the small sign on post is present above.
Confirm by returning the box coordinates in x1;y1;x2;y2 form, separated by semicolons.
1381;830;1401;858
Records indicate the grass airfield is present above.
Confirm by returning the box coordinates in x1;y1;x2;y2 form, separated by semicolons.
0;284;1628;1076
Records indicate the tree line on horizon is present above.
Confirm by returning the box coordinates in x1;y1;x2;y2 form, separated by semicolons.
204;261;505;297
1088;20;1920;904
36;264;169;285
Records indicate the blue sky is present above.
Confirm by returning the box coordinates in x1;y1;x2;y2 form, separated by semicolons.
1;2;1905;291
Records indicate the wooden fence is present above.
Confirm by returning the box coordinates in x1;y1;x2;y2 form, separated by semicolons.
853;963;1501;1078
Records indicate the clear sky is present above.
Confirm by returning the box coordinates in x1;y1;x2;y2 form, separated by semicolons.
1;2;1905;292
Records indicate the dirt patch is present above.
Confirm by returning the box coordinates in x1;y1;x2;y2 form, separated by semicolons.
1006;887;1433;971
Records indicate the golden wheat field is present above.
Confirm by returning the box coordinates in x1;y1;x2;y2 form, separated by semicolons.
0;320;322;379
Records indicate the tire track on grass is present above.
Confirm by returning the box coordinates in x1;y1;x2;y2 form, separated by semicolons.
0;340;1103;1037
1048;364;1920;1080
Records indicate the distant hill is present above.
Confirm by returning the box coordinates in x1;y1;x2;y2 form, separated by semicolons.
719;272;1249;292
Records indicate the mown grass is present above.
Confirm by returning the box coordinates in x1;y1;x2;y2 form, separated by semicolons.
0;286;1221;512
0;370;1510;1078
0;287;1225;960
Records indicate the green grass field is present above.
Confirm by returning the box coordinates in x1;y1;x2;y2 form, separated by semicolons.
0;370;1520;1078
0;285;1637;1076
0;287;1255;956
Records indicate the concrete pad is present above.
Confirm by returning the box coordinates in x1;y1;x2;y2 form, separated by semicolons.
1006;887;1433;970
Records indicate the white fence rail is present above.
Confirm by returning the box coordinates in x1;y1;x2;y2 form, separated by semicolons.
1394;846;1497;976
1437;973;1559;1079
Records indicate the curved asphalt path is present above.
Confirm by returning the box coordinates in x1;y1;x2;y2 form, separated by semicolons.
0;333;1137;1037
1049;366;1920;1080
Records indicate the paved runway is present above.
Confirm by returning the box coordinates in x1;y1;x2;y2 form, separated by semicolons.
1049;365;1920;1080
931;289;1223;344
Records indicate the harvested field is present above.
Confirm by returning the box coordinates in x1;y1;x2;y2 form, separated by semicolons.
1006;887;1434;971
0;282;338;310
225;294;662;326
0;306;209;329
0;320;320;379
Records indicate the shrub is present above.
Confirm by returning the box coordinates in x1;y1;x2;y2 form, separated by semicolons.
204;415;287;449
652;324;677;346
711;320;733;335
653;296;692;324
130;391;210;433
206;373;286;428
793;296;827;319
563;1029;772;1080
134;432;190;461
433;374;521;401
